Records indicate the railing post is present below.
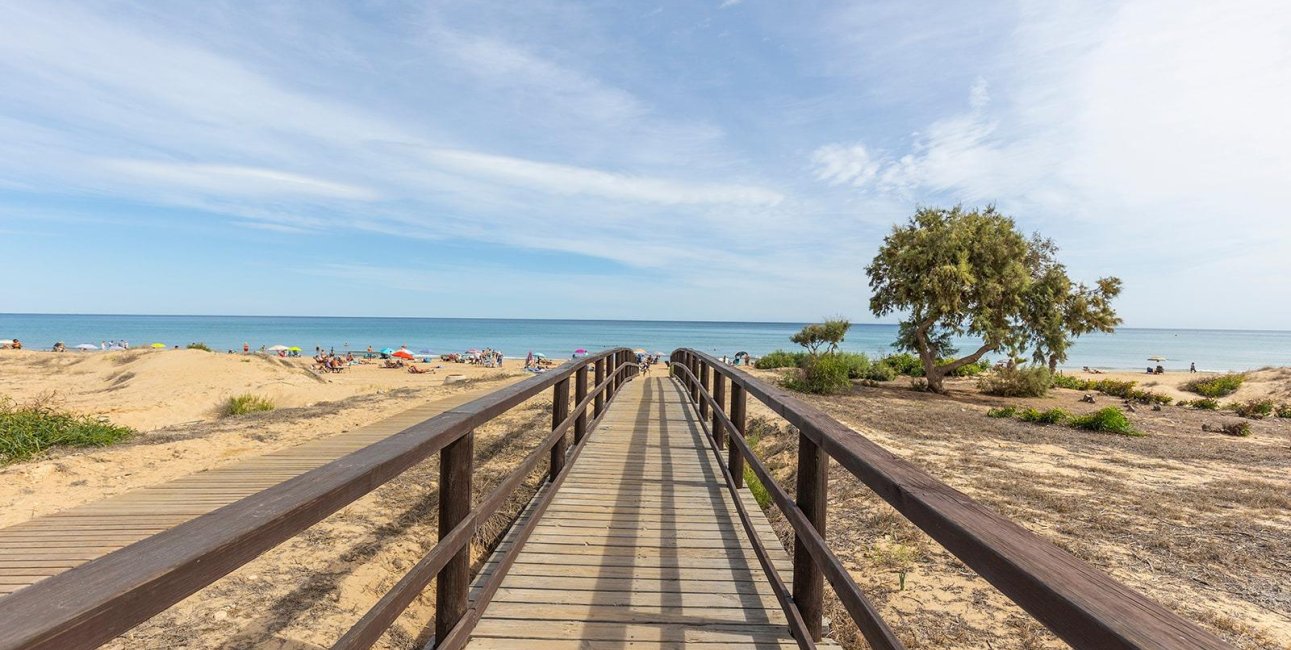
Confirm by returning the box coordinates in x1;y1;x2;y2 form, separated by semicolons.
712;371;726;450
793;433;828;642
690;355;700;404
608;353;617;401
729;383;746;488
593;358;605;419
550;378;570;480
699;361;710;423
434;430;473;644
574;365;588;444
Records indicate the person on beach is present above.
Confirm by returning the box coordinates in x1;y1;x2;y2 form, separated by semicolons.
243;342;249;354
1190;362;1197;373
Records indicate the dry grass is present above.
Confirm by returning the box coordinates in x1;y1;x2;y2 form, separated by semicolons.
742;370;1291;649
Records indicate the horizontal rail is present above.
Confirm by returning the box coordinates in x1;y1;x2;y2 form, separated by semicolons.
672;348;1230;650
0;348;636;650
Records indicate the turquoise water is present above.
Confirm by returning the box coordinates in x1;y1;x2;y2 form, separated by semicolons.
1;314;1288;371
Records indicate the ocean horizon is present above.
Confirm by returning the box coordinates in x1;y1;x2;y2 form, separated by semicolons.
2;313;1289;372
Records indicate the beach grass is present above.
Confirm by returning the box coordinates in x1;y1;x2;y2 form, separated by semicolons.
223;393;276;417
0;396;135;464
1183;372;1246;397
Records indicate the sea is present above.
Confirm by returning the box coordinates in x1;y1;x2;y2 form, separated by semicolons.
1;314;1288;372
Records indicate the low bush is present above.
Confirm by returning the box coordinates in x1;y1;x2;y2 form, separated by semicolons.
978;366;1051;397
1183;373;1246;398
986;406;1017;418
881;353;924;377
1018;407;1070;425
863;362;897;382
1277;403;1291;419
754;350;805;370
835;352;872;380
1179;397;1220;410
223;393;276;417
1089;379;1137;398
1069;407;1138;435
1221;421;1252;437
782;354;852;395
1231;399;1274;420
186;342;213;352
1126;388;1173;405
1;396;134;463
946;358;992;377
1050;374;1092;390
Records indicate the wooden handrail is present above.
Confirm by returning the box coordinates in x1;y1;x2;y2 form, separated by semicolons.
0;348;637;650
670;348;1231;650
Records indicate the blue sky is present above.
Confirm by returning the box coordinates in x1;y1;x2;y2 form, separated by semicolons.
2;1;1288;328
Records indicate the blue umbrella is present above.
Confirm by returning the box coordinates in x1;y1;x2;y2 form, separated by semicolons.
380;347;394;355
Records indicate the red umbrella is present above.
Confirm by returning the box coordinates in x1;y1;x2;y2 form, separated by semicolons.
393;350;415;360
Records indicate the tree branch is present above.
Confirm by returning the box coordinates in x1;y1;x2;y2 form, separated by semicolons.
939;343;995;373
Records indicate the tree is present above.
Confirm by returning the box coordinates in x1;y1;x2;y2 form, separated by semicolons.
790;318;851;355
866;205;1121;393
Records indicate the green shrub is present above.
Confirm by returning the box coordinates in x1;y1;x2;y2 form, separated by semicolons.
754;350;805;370
1277;404;1291;419
1089;379;1137;398
863;362;897;382
1126;388;1173;405
978;366;1051;397
1018;407;1070;425
1179;397;1220;410
0;396;134;464
1069;407;1138;435
186;342;213;352
881;353;924;377
1231;399;1274;420
1051;374;1092;390
835;352;873;379
1183;373;1245;398
782;354;852;395
223;394;276;417
946;358;992;377
986;406;1017;418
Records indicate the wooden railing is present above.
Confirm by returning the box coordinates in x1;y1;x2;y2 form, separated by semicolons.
0;348;641;650
669;348;1231;650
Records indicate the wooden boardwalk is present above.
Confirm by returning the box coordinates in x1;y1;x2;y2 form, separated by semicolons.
0;386;496;598
468;375;830;649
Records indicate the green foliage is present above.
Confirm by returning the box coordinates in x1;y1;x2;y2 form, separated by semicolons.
986;406;1017;418
741;428;771;508
1090;379;1136;398
1179;398;1220;410
223;393;276;417
790;318;851;354
1017;407;1070;424
880;353;924;377
1050;374;1091;390
863;362;898;382
186;342;213;352
0;396;134;464
1069;407;1138;435
977;366;1052;397
782;354;852;395
867;205;1120;391
1231;399;1274;420
1127;389;1173;405
1277;404;1291;419
946;358;992;377
754;350;805;370
1183;373;1246;398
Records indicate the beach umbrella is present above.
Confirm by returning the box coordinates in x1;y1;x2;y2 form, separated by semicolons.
75;343;98;350
150;342;165;349
108;345;125;351
288;346;302;352
393;349;415;360
633;348;647;354
1147;356;1167;362
534;352;547;358
574;348;587;354
380;347;394;355
267;345;290;352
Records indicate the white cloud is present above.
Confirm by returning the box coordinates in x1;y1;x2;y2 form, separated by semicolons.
425;149;783;206
102;161;380;201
